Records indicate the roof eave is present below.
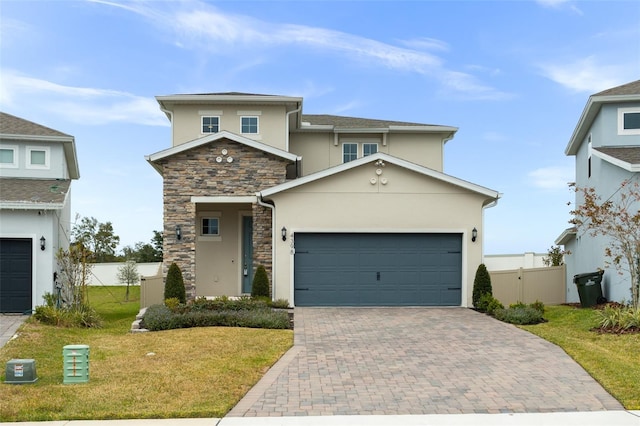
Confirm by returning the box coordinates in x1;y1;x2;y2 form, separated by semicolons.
565;94;640;156
555;227;577;245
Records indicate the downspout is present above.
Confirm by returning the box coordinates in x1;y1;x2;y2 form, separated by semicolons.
285;103;302;153
159;107;174;145
256;192;276;301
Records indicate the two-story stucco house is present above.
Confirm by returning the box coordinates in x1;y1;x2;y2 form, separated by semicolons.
556;80;640;303
146;93;500;307
0;112;79;313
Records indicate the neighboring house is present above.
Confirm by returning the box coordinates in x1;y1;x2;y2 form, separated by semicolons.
146;93;500;307
556;80;640;303
0;112;79;313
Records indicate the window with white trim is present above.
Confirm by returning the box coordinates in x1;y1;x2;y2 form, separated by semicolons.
618;107;640;135
241;116;259;134
343;143;358;163
0;145;18;168
202;116;220;133
202;217;220;236
26;146;50;169
363;143;378;157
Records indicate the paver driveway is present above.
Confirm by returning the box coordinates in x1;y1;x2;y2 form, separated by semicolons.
228;308;622;417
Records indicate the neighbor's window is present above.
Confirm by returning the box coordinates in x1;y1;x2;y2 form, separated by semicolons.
363;143;378;157
618;108;640;135
26;146;49;169
202;116;220;133
0;146;17;168
241;116;259;134
343;143;358;163
202;217;220;236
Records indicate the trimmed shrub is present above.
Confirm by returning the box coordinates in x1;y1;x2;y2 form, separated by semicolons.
271;299;291;309
477;293;504;315
251;265;270;298
472;264;493;308
142;304;175;331
494;306;545;325
164;262;186;304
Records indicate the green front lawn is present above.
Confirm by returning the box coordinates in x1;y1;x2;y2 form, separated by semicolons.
0;286;293;422
520;305;640;410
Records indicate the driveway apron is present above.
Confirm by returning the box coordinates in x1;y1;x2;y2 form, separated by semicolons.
228;308;622;417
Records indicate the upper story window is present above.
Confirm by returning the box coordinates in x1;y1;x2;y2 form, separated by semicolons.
26;146;50;169
363;143;378;157
202;116;220;133
0;145;18;168
241;116;259;134
343;143;358;163
343;142;379;163
618;107;640;135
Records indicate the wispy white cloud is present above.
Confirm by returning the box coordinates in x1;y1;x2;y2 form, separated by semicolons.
0;70;167;126
92;0;511;101
528;166;574;190
538;56;631;93
535;0;583;15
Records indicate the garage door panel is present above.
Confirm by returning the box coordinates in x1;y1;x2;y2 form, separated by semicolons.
294;233;462;306
0;238;33;313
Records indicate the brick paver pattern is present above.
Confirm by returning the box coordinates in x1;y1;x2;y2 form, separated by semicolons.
228;308;622;417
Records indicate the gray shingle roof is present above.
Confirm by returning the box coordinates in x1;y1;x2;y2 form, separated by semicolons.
593;146;640;165
301;114;435;128
593;80;640;97
0;112;71;138
0;178;70;206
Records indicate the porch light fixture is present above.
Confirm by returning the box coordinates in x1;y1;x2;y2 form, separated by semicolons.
471;228;478;243
40;236;46;251
176;225;182;241
281;226;287;241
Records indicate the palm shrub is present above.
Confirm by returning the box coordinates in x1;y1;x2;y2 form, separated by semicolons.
472;263;493;308
164;262;186;304
251;265;270;298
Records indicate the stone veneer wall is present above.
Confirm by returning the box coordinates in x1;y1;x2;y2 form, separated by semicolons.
158;139;291;299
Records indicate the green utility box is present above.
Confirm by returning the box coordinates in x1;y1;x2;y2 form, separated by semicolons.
5;359;38;384
573;271;605;308
63;344;90;384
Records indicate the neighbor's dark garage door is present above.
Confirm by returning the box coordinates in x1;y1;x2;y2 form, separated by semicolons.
0;238;33;313
294;233;462;306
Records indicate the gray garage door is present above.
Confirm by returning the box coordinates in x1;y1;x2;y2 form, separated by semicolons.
0;238;33;313
294;233;462;306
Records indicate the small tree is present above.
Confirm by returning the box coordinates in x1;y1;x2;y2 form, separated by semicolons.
570;180;640;308
251;265;270;298
472;263;492;308
56;244;92;309
543;245;567;267
164;262;186;304
117;260;139;301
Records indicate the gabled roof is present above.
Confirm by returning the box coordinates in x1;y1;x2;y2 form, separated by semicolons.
592;146;640;172
565;80;640;155
259;152;500;202
0;112;80;179
145;130;301;174
0;178;71;210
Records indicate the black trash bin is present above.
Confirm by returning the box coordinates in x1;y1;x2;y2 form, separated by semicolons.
573;271;605;308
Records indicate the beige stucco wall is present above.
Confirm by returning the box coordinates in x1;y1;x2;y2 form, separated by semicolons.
266;163;490;307
171;104;289;150
289;132;445;175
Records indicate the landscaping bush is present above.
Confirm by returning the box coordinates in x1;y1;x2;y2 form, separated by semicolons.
164;297;181;312
596;305;640;331
34;292;102;328
251;265;270;298
472;263;492;308
476;293;504;314
271;299;291;309
164;262;186;303
494;306;545;325
142;304;291;331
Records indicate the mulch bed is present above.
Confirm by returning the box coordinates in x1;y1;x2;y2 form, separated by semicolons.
562;302;640;335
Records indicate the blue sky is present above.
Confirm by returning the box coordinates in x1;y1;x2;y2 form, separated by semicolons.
1;0;638;255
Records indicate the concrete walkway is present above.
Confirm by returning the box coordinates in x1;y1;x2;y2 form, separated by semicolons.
228;307;623;417
0;313;29;348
